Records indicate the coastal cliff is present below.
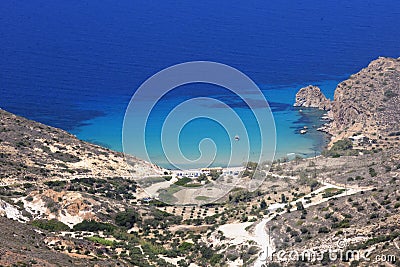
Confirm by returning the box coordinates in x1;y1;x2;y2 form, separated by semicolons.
293;85;331;110
294;57;400;149
328;57;400;147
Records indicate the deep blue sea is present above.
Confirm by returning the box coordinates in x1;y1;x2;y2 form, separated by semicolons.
1;1;399;169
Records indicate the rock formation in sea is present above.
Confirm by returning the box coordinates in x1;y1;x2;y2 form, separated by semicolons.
293;85;331;110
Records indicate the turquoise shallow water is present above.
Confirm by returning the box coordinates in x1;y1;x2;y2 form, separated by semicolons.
73;79;341;169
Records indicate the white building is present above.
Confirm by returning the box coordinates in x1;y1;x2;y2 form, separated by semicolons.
349;134;369;146
171;166;243;179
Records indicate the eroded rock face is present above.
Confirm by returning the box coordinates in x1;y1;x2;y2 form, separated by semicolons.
329;57;400;138
294;85;331;110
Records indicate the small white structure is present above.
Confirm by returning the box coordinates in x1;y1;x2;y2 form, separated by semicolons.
349;134;369;146
171;166;243;179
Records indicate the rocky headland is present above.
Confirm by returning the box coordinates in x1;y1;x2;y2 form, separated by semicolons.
294;85;331;110
295;57;400;149
329;57;400;144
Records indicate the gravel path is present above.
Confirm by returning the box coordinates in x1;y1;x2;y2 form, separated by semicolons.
218;179;373;267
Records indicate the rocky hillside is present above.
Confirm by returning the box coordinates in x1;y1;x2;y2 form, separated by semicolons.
0;216;120;266
0;108;194;266
294;85;331;110
0;57;398;267
0;108;162;185
263;147;400;267
0;107;164;229
329;57;400;146
293;57;400;150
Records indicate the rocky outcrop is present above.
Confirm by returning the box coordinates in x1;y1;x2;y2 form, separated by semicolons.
294;85;331;110
23;189;97;227
0;200;29;223
327;57;400;148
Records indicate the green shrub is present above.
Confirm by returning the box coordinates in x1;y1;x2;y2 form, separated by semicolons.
323;138;357;157
384;89;398;99
73;220;115;232
52;151;81;163
322;188;345;198
332;219;351;228
44;180;66;188
368;167;377;177
115;209;140;228
210;253;223;265
178;242;193;252
31;219;70;231
318;226;330;233
174;177;192;186
331;138;353;151
86;236;114;246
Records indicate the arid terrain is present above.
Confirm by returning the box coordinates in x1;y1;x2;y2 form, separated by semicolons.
0;57;399;267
